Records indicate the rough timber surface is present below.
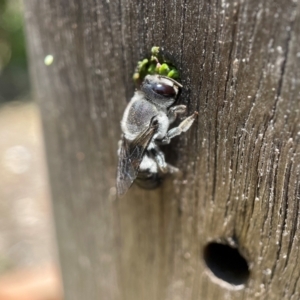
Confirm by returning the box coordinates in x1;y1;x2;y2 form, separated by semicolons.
24;0;300;299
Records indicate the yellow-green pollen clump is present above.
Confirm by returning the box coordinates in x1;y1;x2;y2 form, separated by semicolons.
133;46;179;86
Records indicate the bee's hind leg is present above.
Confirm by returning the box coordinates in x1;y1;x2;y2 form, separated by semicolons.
166;163;180;174
136;149;180;190
150;147;179;174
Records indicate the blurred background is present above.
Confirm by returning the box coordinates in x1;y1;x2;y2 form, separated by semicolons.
0;0;28;103
0;0;62;299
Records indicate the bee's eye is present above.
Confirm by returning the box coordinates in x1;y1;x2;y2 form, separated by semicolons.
152;83;176;97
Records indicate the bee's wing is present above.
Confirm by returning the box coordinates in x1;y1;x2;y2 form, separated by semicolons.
116;118;159;196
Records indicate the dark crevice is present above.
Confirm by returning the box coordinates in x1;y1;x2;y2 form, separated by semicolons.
240;130;258;228
261;150;276;236
289;258;300;299
282;160;293;269
224;126;241;217
211;0;219;203
290;177;300;241
246;4;263;62
204;242;250;286
257;137;271;260
209;31;218;201
246;127;264;223
214;3;240;204
180;0;187;67
193;2;207;113
292;263;300;298
163;0;167;43
270;14;295;125
269;147;282;281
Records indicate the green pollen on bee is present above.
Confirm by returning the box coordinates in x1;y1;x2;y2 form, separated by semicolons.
147;64;157;74
167;69;179;79
133;73;140;81
151;46;160;56
133;46;180;84
158;63;170;75
44;55;54;66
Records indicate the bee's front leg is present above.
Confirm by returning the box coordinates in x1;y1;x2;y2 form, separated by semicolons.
161;111;198;144
167;105;187;123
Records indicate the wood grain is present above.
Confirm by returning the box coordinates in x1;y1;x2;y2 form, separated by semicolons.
24;0;300;299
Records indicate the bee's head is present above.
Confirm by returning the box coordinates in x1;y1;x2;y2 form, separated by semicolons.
141;75;182;108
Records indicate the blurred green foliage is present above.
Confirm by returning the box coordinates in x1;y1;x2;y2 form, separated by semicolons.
0;0;29;102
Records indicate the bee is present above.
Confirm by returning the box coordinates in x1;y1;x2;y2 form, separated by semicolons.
116;74;197;196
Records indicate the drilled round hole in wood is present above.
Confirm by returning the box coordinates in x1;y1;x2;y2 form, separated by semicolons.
203;242;250;287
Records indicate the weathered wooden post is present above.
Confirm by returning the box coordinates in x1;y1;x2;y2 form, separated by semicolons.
24;0;300;299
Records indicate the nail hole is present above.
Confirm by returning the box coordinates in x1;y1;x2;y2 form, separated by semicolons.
203;242;250;287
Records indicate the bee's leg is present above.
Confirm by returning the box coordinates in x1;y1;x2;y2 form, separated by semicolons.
150;148;180;174
166;163;180;174
162;111;198;144
150;148;168;173
167;105;187;123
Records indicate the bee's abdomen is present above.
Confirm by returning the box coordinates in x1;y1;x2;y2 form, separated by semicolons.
135;171;162;190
